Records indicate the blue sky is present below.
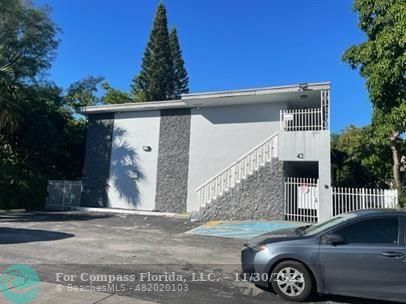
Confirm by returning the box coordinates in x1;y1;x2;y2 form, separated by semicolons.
36;0;371;132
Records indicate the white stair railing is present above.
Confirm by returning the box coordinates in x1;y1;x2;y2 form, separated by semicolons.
196;133;278;209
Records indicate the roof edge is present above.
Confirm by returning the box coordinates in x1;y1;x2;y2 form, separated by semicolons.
80;99;185;115
79;82;331;115
182;82;330;100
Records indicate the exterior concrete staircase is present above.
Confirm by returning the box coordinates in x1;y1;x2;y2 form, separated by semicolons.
195;133;279;210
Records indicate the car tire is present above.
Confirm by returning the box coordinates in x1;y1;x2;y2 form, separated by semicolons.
270;260;313;302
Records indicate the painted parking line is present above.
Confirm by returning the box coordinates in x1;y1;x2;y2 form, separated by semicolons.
187;220;302;239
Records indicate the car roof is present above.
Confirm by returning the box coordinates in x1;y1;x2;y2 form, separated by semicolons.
351;208;406;217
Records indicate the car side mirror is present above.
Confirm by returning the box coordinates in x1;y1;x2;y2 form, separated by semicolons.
321;233;345;246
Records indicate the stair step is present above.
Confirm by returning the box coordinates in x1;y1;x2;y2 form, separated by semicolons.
195;133;279;210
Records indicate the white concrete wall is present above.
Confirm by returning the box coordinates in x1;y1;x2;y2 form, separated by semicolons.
186;102;286;212
107;111;160;210
278;131;330;162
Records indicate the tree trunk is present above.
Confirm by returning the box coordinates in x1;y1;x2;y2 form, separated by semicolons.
390;131;401;189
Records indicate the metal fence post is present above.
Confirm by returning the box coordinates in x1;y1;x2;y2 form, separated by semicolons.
62;180;66;210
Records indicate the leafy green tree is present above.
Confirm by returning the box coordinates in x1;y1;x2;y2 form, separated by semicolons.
0;0;58;131
101;82;133;104
169;27;189;98
0;84;86;208
66;77;134;106
331;125;393;188
0;78;24;132
342;0;405;190
131;3;174;101
65;76;104;108
0;0;58;79
0;0;86;209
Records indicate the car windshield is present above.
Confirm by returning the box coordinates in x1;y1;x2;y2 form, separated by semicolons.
302;213;357;236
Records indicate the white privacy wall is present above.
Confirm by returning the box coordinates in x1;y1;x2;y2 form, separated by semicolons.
186;102;286;212
107;111;160;210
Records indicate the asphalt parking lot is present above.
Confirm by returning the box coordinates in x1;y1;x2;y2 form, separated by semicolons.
0;211;398;304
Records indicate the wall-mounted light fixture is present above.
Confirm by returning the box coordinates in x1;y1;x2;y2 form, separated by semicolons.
297;153;304;159
298;83;309;91
143;146;152;152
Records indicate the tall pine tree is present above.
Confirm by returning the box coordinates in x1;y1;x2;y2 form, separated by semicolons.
169;27;189;98
131;3;174;101
131;3;189;101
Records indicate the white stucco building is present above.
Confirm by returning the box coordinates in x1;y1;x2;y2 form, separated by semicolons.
80;82;331;222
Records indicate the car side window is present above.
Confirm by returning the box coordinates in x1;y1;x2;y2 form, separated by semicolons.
334;217;399;245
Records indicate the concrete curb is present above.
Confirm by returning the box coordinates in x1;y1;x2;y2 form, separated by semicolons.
72;206;190;219
0;209;26;213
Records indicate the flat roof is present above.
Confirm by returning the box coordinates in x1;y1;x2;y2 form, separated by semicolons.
80;82;330;115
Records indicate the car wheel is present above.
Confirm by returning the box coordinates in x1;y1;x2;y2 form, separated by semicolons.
270;261;313;302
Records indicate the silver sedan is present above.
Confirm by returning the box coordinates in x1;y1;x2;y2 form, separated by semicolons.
241;209;406;302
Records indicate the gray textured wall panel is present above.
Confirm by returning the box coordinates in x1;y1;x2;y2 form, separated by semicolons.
81;113;114;207
192;160;285;221
155;109;191;212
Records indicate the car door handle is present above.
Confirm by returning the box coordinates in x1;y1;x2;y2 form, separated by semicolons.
381;251;405;258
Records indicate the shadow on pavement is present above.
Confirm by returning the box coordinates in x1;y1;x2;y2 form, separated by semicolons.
0;211;112;223
0;227;74;244
317;294;400;304
256;285;399;304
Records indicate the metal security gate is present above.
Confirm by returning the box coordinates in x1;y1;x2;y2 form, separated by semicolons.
45;180;82;210
284;177;319;223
